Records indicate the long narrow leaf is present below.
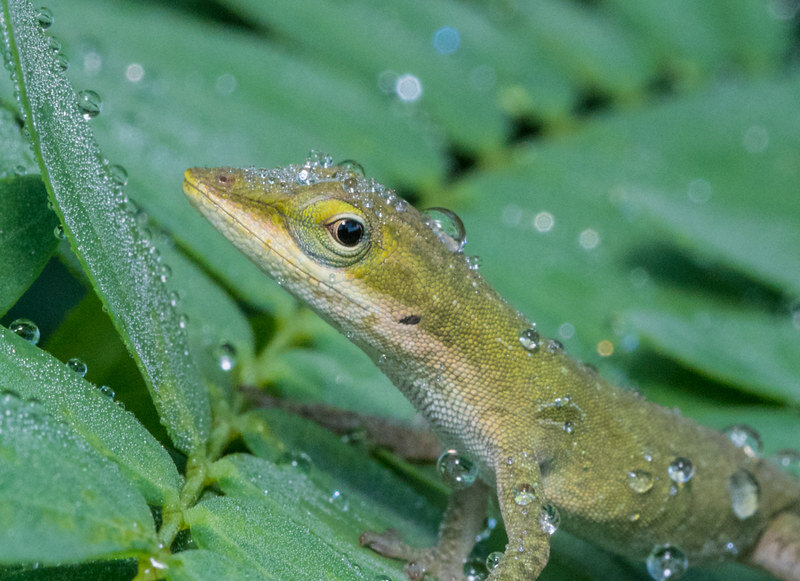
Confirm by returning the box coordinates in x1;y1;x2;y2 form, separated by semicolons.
0;0;210;452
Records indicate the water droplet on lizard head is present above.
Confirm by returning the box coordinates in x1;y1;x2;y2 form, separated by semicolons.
214;342;237;372
466;255;481;270
667;457;694;484
306;150;333;168
646;544;687;580
723;424;762;458
485;551;503;571
519;328;541;352
277;451;313;472
772;449;800;479
342;176;359;193
539;503;560;535
10;319;40;345
512;483;536;506
337;159;365;178
36;7;54;29
547;339;564;354
66;357;87;376
627;470;654;494
422;207;467;252
108;164;128;187
437;449;478;490
98;385;114;398
728;468;760;520
76;89;102;120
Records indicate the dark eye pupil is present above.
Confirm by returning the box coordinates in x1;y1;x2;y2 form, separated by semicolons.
336;219;364;246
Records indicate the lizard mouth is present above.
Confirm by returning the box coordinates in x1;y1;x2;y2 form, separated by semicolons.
182;169;374;315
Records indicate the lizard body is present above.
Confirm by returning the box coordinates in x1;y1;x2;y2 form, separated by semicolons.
183;159;800;580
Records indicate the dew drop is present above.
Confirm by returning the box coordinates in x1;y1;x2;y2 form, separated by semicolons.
437;449;478;490
178;314;189;330
98;385;115;398
306;150;333;168
723;425;762;458
277;451;313;472
168;290;181;308
13;165;26;176
76;89;102;120
547;339;564;354
47;36;61;53
728;468;760;520
539;503;560;535
563;421;575;434
646;544;687;580
772;449;800;479
513;483;536;506
66;357;88;377
10;319;40;345
485;551;503;571
108;164;128;186
519;328;541;352
338;159;365;177
214;342;237;372
667;457;694;484
466;255;481;270
422;207;467;252
627;470;654;494
36;6;54;29
53;53;69;71
53;224;65;239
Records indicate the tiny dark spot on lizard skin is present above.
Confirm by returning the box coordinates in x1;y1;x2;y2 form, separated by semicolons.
399;315;421;325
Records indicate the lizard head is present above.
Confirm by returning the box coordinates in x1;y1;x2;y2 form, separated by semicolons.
183;158;509;357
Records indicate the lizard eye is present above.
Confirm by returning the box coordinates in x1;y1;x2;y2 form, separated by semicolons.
328;218;365;247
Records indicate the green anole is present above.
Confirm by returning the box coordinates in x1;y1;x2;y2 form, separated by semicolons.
183;157;800;581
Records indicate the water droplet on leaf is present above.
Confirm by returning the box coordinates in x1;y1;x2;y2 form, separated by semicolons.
108;164;128;186
214;342;237;372
76;89;102;120
10;319;40;345
36;7;54;29
772;449;800;479
66;357;87;376
98;385;114;398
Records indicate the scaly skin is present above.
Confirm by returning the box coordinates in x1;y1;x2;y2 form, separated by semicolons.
183;160;800;580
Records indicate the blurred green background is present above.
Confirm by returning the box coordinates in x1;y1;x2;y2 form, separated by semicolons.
1;0;799;578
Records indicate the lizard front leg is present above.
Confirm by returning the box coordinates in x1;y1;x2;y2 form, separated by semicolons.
360;479;490;580
487;449;551;580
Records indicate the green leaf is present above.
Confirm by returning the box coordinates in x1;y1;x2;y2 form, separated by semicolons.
626;306;800;405
239;408;442;534
0;392;156;564
0;325;181;504
0;176;58;316
167;550;257;581
0;561;138;581
0;101;36;175
185;495;397;581
0;0;210;453
635;192;800;296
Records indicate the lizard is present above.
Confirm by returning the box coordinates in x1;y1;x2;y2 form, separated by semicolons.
182;156;800;581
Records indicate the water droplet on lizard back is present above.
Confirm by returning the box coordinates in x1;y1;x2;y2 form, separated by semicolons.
728;469;760;520
723;424;762;458
646;544;687;580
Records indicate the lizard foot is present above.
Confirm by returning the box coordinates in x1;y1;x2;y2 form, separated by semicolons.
360;529;466;580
